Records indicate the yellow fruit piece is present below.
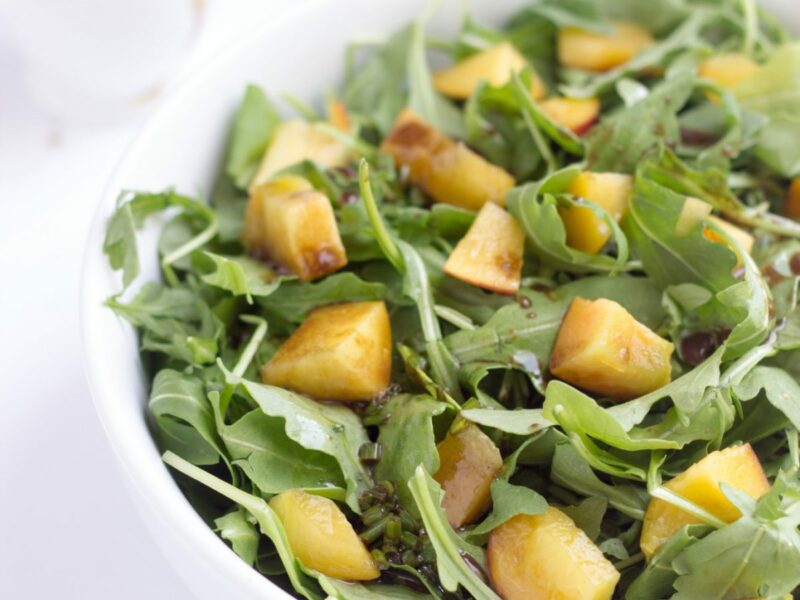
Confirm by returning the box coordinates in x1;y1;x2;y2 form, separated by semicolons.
488;506;620;600
434;423;503;527
269;489;379;581
250;119;349;191
787;177;800;219
243;177;347;281
433;41;547;100
380;109;515;210
327;99;350;131
559;172;633;255
675;196;712;236
703;215;754;255
538;97;601;135
262;301;392;401
443;202;525;295
550;297;674;400
699;53;761;90
640;444;770;560
558;22;653;72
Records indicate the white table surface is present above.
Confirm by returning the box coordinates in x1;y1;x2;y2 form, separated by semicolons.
0;2;292;597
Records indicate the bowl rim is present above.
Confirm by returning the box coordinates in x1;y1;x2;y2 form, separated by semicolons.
78;1;330;597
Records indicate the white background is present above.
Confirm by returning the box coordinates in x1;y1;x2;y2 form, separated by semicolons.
0;1;292;597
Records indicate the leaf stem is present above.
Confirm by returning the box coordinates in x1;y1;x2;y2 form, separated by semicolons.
435;305;476;330
740;0;758;55
650;486;727;529
358;159;404;270
161;209;219;287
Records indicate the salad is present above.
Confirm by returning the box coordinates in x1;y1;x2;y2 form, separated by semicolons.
103;0;800;598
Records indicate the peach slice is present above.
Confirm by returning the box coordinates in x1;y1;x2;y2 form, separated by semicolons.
558;22;653;72
443;202;525;295
539;97;601;135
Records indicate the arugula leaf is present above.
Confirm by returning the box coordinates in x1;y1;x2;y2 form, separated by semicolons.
375;394;448;511
407;466;500;600
734;366;800;430
469;480;547;537
461;408;552;436
201;252;285;304
215;507;259;566
149;369;227;466
225;84;281;189
231;375;371;512
560;496;607;541
585;73;695;173
163;452;323;600
318;576;431;599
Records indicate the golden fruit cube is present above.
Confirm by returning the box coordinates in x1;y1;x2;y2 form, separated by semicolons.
675;196;713;236
262;301;392;402
242;176;347;281
550;297;674;399
538;97;601;135
250;119;349;191
433;41;547;100
559;172;633;255
699;53;761;91
269;489;379;581
443;202;525;295
488;506;620;600
558;22;653;72
434;423;503;527
787;177;800;219
380;109;515;211
640;444;770;559
703;215;755;255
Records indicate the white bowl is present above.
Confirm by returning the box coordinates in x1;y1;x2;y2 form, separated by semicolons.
81;1;797;599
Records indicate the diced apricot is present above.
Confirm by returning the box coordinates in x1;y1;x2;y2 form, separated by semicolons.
433;41;547;100
640;444;770;560
539;97;601;135
443;202;525;295
488;506;620;600
250;119;349;191
559;172;633;255
558;22;653;72
243;177;347;280
550;297;674;399
434;423;503;527
262;301;392;401
269;489;379;581
380;109;515;210
703;215;755;268
675;196;713;236
327;99;350;131
787;178;800;219
699;53;761;90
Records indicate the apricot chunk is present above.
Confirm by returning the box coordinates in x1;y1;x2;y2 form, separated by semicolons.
699;53;761;90
433;41;547;100
640;444;770;560
550;297;674;399
488;506;620;600
703;215;755;255
269;489;379;581
243;176;347;281
559;172;633;255
558;22;653;72
262;301;392;401
443;202;525;295
433;423;503;527
250;119;349;191
539;97;601;135
380;109;515;210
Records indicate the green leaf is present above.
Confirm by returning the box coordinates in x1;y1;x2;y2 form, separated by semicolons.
461;408;552;436
215;507;259;566
225;84;281;188
103;202;139;288
625;524;711;600
550;442;649;520
201;252;285;304
149;369;227;466
407;466;500;600
560;496;607;541
734;366;800;430
318;576;431;599
375;394;448;511
469;480;547;537
234;376;371;512
585;73;695;173
162;452;323;600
